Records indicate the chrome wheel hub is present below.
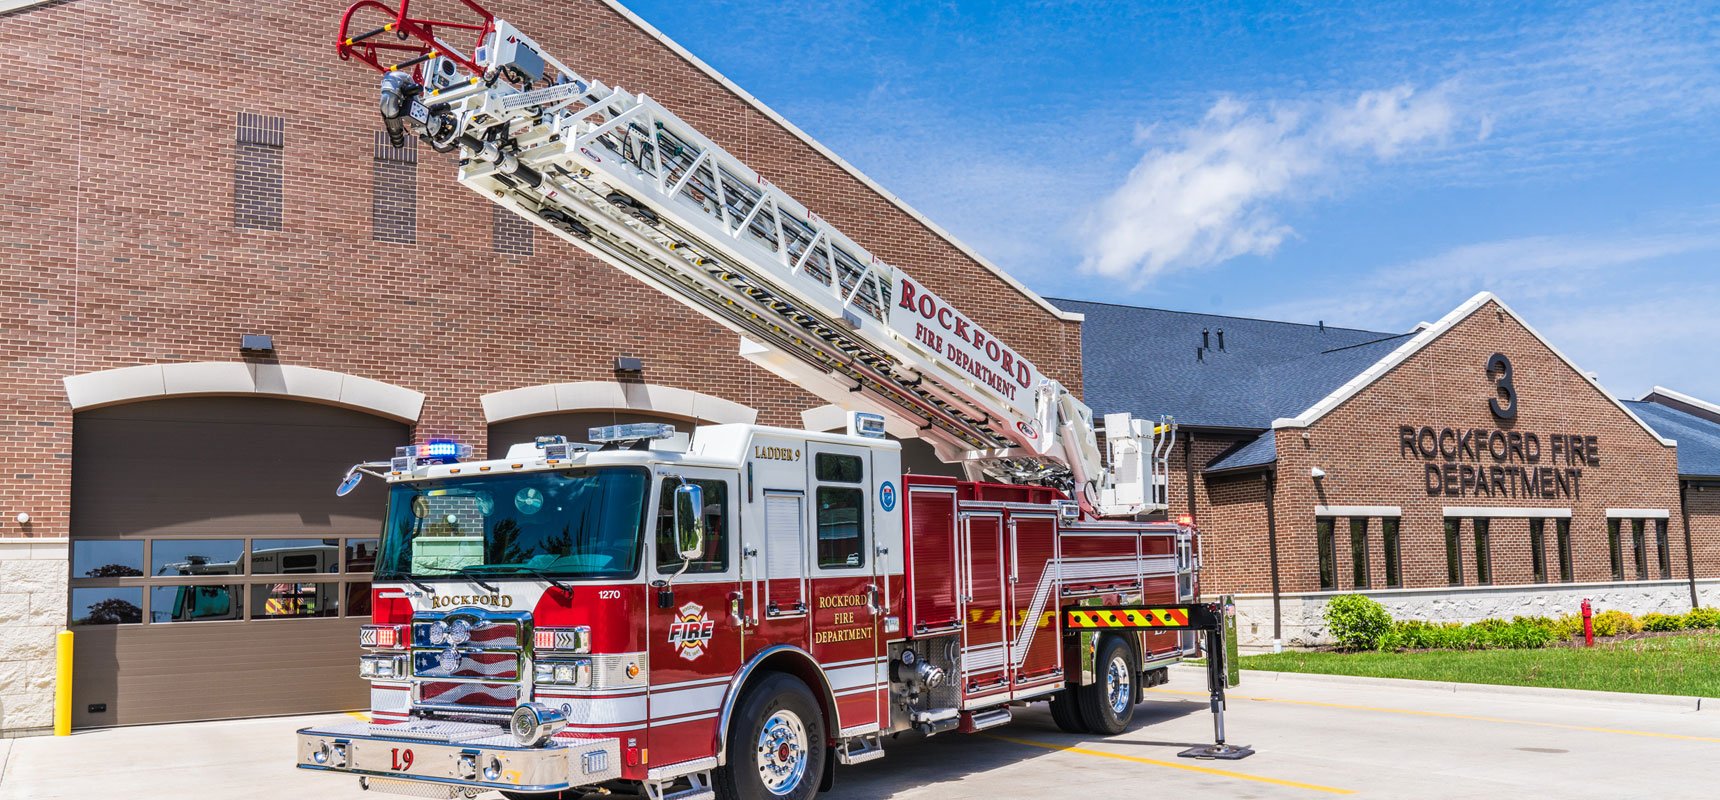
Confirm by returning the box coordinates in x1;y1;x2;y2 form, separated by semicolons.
755;709;808;795
1105;654;1132;715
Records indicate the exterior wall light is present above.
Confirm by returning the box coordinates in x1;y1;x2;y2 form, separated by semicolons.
240;334;275;354
1310;467;1326;479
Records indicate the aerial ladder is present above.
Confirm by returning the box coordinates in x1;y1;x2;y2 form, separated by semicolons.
335;0;1174;518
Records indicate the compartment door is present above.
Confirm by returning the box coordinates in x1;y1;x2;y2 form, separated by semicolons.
960;512;1008;700
1007;513;1062;693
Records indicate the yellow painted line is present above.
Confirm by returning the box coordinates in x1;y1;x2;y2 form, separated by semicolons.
988;734;1354;795
1148;688;1720;744
345;711;371;722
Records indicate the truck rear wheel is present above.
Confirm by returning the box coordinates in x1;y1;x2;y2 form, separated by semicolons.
1047;688;1086;733
1076;637;1136;735
715;672;826;800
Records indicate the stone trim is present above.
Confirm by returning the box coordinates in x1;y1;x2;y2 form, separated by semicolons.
1314;505;1401;517
1230;576;1700;600
0;537;68;736
1443;506;1572;519
481;381;756;425
1606;508;1670;519
62;363;425;422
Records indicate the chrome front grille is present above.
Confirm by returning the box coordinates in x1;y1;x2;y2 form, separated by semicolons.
409;609;529;713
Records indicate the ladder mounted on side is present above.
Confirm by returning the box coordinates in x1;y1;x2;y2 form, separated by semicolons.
333;0;1175;517
1065;603;1254;759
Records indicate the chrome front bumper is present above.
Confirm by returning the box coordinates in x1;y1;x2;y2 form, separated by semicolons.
296;719;621;795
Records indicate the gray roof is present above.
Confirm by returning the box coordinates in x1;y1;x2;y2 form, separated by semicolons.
1205;433;1278;474
1049;298;1411;431
1624;400;1720;479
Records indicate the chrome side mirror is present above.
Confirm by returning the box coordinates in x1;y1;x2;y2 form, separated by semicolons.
672;483;706;560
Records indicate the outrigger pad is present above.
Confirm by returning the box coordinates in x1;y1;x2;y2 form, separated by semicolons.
1178;743;1255;760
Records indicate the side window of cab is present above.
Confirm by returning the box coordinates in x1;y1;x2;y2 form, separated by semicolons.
814;453;866;569
654;478;730;575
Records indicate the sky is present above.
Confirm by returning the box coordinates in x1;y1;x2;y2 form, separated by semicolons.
621;0;1720;400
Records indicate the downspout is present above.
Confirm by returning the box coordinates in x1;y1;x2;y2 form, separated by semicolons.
1681;480;1697;608
1264;468;1282;647
1184;436;1198;526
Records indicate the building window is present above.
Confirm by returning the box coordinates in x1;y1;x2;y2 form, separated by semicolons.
1607;519;1624;581
1556;519;1573;582
1631;519;1648;580
1656;519;1671;579
67;536;379;625
234;112;284;231
1529;519;1547;584
1473;518;1492;586
492;203;534;255
1381;517;1402;589
1444;518;1463;587
1316;518;1336;590
1349;518;1370;589
372;132;417;243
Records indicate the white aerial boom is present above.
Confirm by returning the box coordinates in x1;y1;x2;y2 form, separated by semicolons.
336;2;1172;517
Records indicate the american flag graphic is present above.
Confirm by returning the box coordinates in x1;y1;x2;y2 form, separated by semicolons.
413;649;519;681
418;681;518;708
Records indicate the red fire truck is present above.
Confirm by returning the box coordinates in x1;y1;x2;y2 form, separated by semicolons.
299;3;1231;798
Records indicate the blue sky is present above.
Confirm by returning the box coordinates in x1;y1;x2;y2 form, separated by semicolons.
623;0;1720;400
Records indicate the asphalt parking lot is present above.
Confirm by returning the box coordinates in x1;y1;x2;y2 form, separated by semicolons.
4;667;1715;799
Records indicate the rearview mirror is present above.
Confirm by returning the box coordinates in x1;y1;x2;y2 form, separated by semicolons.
672;483;706;561
336;470;363;497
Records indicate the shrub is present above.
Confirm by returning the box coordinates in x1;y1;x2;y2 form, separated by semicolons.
1683;607;1720;630
1324;594;1393;650
1641;612;1684;632
1590;609;1641;638
1549;614;1584;641
1490;617;1556;649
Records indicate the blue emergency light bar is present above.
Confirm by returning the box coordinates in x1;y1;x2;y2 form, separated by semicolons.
392;438;472;469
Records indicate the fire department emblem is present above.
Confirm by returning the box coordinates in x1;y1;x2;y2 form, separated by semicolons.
667;602;715;661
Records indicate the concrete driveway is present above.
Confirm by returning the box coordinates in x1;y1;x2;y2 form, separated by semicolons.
4;668;1715;799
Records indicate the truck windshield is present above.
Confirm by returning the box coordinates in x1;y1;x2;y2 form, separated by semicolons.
376;467;650;581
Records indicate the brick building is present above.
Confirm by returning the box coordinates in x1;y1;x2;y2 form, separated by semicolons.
1059;293;1720;649
0;0;1079;734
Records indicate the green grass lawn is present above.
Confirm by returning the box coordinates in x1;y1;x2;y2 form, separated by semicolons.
1240;633;1720;697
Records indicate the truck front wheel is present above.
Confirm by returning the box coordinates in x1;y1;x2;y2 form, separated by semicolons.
715;672;826;800
1076;637;1137;735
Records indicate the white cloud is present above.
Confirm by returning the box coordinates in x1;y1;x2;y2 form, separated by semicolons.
1078;85;1455;286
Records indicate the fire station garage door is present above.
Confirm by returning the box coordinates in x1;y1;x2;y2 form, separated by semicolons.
67;397;407;728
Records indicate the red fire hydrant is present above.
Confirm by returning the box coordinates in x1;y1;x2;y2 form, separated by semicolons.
1581;598;1594;647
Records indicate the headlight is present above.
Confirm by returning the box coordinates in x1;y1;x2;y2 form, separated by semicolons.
510;702;567;747
533;659;592;687
359;654;404;679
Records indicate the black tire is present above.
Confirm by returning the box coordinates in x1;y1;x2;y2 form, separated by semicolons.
1077;636;1137;735
714;672;827;800
1048;689;1086;733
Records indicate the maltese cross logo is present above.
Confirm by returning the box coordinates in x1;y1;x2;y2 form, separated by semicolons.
667;602;716;661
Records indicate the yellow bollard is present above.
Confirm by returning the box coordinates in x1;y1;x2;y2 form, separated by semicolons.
54;630;73;736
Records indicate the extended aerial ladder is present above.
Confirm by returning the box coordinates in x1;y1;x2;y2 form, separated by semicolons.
335;0;1174;517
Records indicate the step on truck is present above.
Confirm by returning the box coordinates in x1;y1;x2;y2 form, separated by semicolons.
299;3;1210;798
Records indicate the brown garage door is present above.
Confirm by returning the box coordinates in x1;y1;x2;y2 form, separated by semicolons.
68;397;407;728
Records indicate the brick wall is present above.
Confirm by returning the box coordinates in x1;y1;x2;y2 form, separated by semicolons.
0;0;1078;541
1259;300;1685;595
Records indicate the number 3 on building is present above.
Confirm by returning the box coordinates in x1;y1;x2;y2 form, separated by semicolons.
1487;353;1517;420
